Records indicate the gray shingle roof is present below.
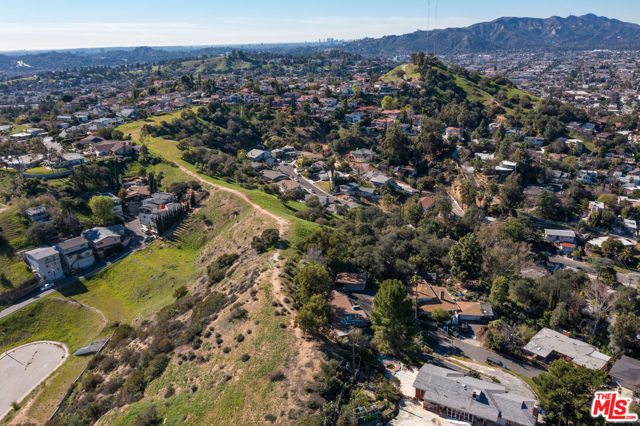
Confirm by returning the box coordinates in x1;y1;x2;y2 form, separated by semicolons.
523;328;610;370
609;356;640;389
412;364;537;426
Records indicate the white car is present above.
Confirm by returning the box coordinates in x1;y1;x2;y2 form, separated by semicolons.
40;282;55;292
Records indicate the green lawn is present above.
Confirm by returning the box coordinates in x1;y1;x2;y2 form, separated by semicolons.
117;120;321;245
55;186;253;323
59;244;200;323
126;160;187;191
0;207;36;292
0;298;104;352
24;167;69;175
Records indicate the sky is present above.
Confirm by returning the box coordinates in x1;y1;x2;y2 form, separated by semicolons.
1;0;639;51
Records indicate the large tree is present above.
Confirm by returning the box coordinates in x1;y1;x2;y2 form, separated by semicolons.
295;295;334;336
379;124;409;165
610;312;640;356
533;360;606;425
499;174;523;212
89;195;114;225
293;263;332;305
448;232;482;281
370;279;415;355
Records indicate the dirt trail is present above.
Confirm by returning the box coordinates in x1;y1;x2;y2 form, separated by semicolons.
171;161;290;236
52;297;108;327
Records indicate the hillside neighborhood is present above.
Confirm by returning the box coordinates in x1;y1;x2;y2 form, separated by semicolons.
1;14;640;425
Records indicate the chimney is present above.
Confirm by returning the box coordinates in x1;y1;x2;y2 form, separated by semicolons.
440;290;445;300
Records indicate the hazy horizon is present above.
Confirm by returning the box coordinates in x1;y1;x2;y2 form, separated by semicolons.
2;0;639;51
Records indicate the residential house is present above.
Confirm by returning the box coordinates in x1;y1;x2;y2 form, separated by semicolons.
609;356;640;396
408;281;493;323
247;149;272;162
83;226;124;255
51;152;86;168
278;180;305;195
93;140;131;156
55;236;95;272
523;328;610;370
587;236;635;249
409;281;460;317
139;192;177;230
330;290;370;336
23;246;65;283
335;272;366;292
566;138;584;154
578;170;598;185
418;196;435;212
445;127;463;141
495;160;517;175
260;169;288;182
544;229;576;244
412;364;538;426
349;148;377;163
25;205;49;222
524;136;545;146
623;219;638;236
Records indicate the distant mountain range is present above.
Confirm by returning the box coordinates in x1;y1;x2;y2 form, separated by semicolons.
1;14;639;78
0;43;325;78
342;14;640;56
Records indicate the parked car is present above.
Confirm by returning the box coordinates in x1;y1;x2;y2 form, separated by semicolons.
40;282;55;292
486;356;504;367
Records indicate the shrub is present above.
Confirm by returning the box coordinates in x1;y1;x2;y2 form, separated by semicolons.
222;347;231;353
100;377;123;395
173;286;188;299
241;353;250;362
268;369;285;382
265;414;277;423
100;355;118;373
82;373;103;391
235;334;245;342
109;324;135;348
192;292;226;322
146;354;169;381
133;405;161;426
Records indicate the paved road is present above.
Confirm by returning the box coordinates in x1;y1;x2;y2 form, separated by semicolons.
549;255;640;288
278;162;335;200
548;255;593;272
0;341;68;419
434;332;546;378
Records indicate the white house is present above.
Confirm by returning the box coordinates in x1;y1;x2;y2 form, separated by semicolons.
247;149;272;162
544;229;576;244
24;246;65;282
55;236;95;272
25;205;49;222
